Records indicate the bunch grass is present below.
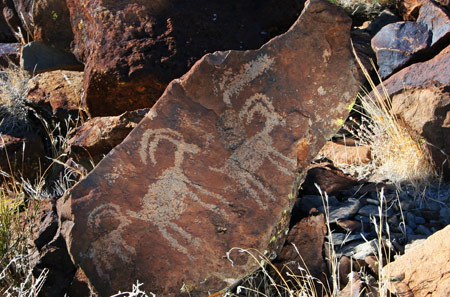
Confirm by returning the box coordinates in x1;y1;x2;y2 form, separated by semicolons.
346;51;437;191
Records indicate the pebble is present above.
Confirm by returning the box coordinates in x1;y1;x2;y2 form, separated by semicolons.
415;216;426;225
406;212;417;229
415;225;432;236
318;198;362;223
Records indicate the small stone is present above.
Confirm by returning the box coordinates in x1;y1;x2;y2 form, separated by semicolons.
338;256;352;288
417;0;450;47
400;200;415;211
319;198;362;223
328;233;365;246
406;212;417;229
337;219;362;233
366;198;380;206
415;225;432;236
358;205;385;217
338;239;378;260
405;225;415;235
388;214;400;225
439;207;450;224
338;271;362;297
415;216;426;225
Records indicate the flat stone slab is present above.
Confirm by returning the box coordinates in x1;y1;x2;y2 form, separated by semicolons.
58;0;360;295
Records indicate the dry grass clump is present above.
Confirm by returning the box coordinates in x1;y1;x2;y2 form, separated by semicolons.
0;62;32;136
345;54;436;190
0;172;47;296
331;0;395;23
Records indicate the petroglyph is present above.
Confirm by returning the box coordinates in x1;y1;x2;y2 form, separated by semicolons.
87;203;136;280
218;54;274;106
211;93;296;209
133;128;228;255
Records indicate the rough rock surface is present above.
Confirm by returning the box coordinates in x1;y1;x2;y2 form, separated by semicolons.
383;225;450;297
26;70;83;122
32;0;74;51
417;0;450;48
69;108;149;169
275;214;328;289
58;0;360;295
379;44;450;179
301;163;359;196
318;141;372;166
371;21;430;78
66;0;306;116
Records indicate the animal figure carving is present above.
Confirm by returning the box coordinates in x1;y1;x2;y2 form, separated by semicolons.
132;128;228;256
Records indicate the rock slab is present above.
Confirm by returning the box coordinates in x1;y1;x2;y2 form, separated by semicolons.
58;0;360;295
383;225;450;297
66;0;306;116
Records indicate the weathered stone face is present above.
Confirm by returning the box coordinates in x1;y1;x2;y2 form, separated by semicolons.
66;0;306;116
58;0;360;295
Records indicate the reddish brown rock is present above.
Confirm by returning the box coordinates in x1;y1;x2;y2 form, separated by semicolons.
383;225;450;297
32;0;74;51
380;45;450;179
26;70;83;122
66;0;306;116
58;1;360;295
318;141;372;166
68;109;149;170
0;133;45;180
300;163;359;196
338;272;362;297
275;214;328;291
338;256;352;288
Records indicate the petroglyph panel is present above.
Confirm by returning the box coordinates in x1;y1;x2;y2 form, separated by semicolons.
59;1;361;296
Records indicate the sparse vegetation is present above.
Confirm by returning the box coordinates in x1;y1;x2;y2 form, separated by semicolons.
339;52;437;192
0;62;32;136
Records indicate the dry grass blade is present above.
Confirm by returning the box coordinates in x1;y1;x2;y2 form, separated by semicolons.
350;47;437;191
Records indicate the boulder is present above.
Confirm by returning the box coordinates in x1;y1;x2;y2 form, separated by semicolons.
58;0;360;295
275;213;328;290
66;0;306;116
21;41;83;73
32;0;74;51
372;0;450;78
300;163;359;196
68;108;149;170
371;21;431;78
26;70;84;123
417;0;450;48
0;133;46;180
380;45;450;179
383;225;450;297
